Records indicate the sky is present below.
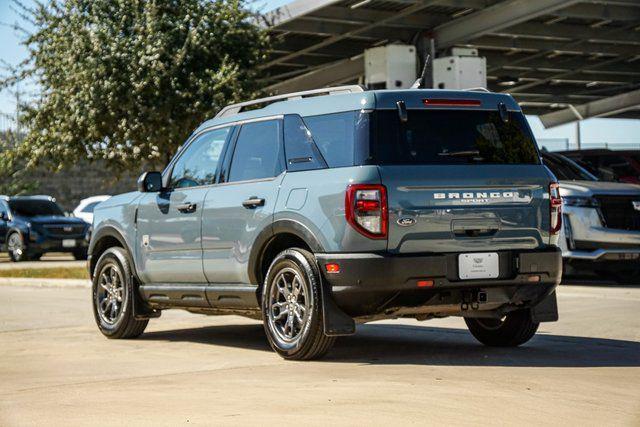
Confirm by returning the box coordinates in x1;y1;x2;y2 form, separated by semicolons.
1;0;639;149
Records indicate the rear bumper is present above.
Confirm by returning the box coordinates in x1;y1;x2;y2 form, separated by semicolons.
316;247;562;317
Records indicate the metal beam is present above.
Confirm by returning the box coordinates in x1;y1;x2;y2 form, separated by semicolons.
491;22;640;45
261;0;440;70
539;89;640;127
266;55;365;94
468;36;640;56
300;6;445;29
502;55;635;94
554;3;640;21
273;19;417;41
433;0;581;48
265;0;340;27
484;54;640;76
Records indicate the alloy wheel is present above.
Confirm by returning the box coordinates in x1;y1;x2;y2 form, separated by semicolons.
96;263;125;324
267;267;310;343
7;233;24;260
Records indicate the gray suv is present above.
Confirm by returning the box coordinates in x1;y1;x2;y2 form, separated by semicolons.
89;86;562;360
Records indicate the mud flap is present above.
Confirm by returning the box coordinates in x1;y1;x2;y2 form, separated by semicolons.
531;290;559;323
320;281;356;336
130;272;161;321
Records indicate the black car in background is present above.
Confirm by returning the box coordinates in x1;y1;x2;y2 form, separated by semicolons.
0;195;90;262
558;149;640;185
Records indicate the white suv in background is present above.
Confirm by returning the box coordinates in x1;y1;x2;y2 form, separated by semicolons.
542;151;640;283
73;195;111;224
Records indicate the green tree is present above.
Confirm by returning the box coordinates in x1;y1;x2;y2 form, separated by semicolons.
0;130;38;195
3;0;270;171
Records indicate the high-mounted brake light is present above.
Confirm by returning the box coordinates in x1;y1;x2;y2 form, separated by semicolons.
549;182;562;235
345;184;388;239
423;99;481;107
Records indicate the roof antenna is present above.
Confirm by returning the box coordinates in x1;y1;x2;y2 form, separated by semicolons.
411;54;431;89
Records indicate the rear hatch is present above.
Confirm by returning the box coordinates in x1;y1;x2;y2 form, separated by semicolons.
368;99;553;254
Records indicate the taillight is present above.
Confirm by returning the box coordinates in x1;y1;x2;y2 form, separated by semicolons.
549;182;562;235
345;184;388;239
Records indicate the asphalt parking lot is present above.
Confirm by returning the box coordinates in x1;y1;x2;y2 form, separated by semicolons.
1;281;638;426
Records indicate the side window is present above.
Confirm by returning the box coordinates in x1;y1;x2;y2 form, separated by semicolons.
283;115;327;172
228;120;283;182
304;112;355;168
169;127;231;188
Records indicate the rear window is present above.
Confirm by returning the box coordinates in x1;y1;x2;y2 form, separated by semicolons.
371;110;540;165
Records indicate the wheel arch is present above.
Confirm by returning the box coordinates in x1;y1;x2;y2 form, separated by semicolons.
89;226;135;279
249;219;325;289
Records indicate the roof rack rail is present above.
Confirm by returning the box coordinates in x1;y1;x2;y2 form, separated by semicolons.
465;87;491;93
215;85;366;118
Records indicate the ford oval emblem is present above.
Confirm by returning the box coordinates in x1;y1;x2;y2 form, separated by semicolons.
397;217;416;227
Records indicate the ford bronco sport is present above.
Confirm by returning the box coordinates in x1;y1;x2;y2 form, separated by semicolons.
89;86;562;360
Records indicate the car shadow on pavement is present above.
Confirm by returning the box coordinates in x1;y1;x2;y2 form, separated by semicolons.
140;323;640;368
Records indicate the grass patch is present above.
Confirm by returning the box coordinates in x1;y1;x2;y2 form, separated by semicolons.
0;267;89;280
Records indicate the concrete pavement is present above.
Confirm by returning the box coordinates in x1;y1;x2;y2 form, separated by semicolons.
0;283;639;426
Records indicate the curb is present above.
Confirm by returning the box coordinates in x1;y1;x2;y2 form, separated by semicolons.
0;277;91;288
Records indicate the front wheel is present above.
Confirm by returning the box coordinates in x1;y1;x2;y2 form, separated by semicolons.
262;248;335;360
7;232;28;262
465;309;539;347
92;247;148;339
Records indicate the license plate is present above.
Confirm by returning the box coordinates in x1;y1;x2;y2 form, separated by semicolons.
62;239;76;248
459;252;499;280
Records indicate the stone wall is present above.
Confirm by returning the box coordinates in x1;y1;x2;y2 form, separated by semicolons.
31;161;140;211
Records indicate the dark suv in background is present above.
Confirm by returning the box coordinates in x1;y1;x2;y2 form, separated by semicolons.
0;195;90;261
559;149;640;184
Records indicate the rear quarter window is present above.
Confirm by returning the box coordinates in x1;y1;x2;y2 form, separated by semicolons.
304;112;356;168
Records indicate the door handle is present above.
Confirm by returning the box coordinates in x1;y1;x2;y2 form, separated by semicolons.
176;202;197;213
242;197;265;209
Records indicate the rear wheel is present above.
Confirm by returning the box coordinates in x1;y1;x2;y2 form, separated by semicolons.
465;309;539;347
92;247;148;339
262;248;335;360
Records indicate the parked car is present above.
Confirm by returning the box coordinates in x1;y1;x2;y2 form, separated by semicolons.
559;149;640;184
542;151;640;283
73;195;111;224
0;195;91;261
89;87;562;360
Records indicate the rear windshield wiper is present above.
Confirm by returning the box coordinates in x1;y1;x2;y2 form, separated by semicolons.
437;150;481;157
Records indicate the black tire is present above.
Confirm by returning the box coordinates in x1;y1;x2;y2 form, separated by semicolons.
464;309;539;347
7;232;28;262
261;248;335;360
73;249;88;261
92;247;148;339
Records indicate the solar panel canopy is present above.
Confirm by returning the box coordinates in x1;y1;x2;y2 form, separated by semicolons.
259;0;640;127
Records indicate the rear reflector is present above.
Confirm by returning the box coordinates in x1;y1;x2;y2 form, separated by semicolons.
417;279;434;288
423;99;481;107
528;275;541;283
325;263;340;274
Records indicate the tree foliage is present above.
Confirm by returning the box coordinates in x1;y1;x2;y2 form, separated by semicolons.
0;131;38;195
4;0;270;171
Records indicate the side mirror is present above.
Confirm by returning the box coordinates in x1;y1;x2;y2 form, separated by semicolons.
0;212;7;221
137;171;163;193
